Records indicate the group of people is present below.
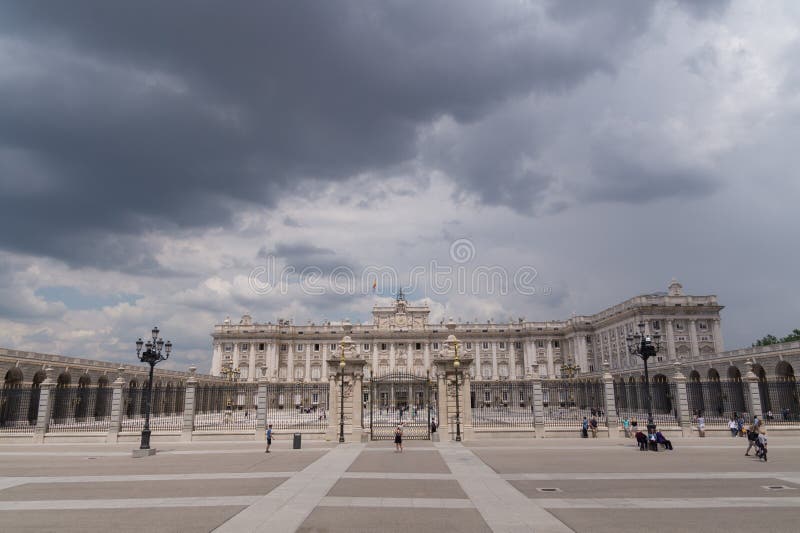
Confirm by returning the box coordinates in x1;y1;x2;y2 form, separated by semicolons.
744;415;768;461
581;416;599;437
634;428;673;451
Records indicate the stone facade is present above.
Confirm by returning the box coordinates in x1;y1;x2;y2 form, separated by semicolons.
211;279;735;383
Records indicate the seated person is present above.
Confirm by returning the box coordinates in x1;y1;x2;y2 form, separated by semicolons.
647;431;658;451
635;430;647;451
655;431;673;450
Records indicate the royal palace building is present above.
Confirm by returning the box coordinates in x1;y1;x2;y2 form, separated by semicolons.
211;279;728;383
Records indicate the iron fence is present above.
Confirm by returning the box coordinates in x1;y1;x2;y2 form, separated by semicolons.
686;380;751;427
470;381;536;428
121;386;183;432
761;381;800;425
264;383;329;431
194;383;258;430
365;371;435;440
614;381;679;426
0;387;38;434
542;380;606;428
49;386;113;432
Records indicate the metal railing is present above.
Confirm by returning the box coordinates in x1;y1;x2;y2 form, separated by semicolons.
121;387;183;432
365;371;435;440
264;383;329;431
687;380;751;427
470;381;536;428
760;381;800;425
49;386;113;432
0;387;39;434
194;384;258;430
542;380;606;428
614;382;679;426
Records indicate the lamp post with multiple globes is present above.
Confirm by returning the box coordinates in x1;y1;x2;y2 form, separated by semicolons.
135;327;172;450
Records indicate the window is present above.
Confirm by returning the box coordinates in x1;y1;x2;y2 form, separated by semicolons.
312;392;320;405
330;343;337;351
675;321;684;331
432;342;439;350
258;343;265;351
514;341;522;350
466;342;473;350
297;344;304;351
381;343;388;351
481;364;492;378
501;390;509;403
363;343;371;351
280;344;287;352
311;366;321;380
652;320;661;331
498;363;509;377
482;342;489;350
240;343;249;352
698;321;708;330
553;340;560;349
314;343;320;352
224;344;233;352
483;390;491;403
294;367;304;380
279;367;287;379
415;342;422;350
536;340;544;349
499;342;506;349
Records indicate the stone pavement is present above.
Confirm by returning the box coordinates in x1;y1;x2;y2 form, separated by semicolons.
1;437;800;532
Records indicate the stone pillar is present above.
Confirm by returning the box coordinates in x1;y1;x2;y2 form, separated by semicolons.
256;374;268;440
326;373;338;441
437;370;448;435
322;342;328;380
352;372;363;440
713;319;724;354
509;342;517;379
672;363;691;437
389;343;396;371
531;365;545;438
546;340;555;377
491;341;498;380
688;320;700;360
666;320;676;361
461;370;473;435
305;344;312;383
744;360;763;420
287;344;294;381
424;342;430;372
107;368;126;443
602;363;619;438
182;367;197;442
249;343;257;383
34;367;55;443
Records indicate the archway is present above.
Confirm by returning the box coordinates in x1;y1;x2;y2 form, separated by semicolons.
773;361;798;419
689;370;701;382
776;361;795;382
95;376;110;419
707;369;720;382
1;368;24;427
53;373;72;422
3;367;23;388
687;370;704;416
727;366;742;382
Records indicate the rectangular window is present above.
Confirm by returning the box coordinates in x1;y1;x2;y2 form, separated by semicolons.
311;366;321;380
502;391;509;403
432;342;439;350
312;392;320;405
536;340;544;348
363;343;371;351
240;343;249;352
224;344;233;352
698;321;708;330
330;343;337;351
381;343;388;351
514;341;522;350
553;340;560;349
415;342;422;350
314;343;320;352
482;342;489;350
675;321;684;331
294;367;304;380
466;342;473;350
280;344;287;352
484;390;491;402
258;343;265;351
499;342;506;349
296;344;304;351
652;320;661;331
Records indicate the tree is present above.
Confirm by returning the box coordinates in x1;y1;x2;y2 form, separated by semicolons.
752;329;800;347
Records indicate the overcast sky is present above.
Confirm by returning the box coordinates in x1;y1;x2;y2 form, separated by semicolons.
1;1;799;371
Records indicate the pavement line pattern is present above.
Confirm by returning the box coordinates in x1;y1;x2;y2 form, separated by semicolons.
436;442;572;533
339;472;455;480
0;472;296;490
0;496;259;511
214;443;365;533
502;472;800;481
318;496;474;508
537;497;800;509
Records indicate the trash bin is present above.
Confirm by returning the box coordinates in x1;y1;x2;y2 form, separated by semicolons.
293;433;301;449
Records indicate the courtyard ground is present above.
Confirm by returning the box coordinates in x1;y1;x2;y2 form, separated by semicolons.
1;435;799;532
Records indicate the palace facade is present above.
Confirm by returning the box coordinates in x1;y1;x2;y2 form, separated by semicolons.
211;279;725;382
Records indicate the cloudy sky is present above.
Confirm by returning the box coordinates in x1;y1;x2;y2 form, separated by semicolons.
1;1;799;371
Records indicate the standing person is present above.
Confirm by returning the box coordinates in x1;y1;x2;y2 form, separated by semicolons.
590;416;598;438
631;416;638;433
697;414;706;437
581;417;589;438
745;424;761;456
756;428;768;461
394;424;403;452
728;418;738;437
622;416;631;438
265;424;273;453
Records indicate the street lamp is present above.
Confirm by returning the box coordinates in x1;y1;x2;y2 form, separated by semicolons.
339;344;346;443
626;322;661;429
135;327;172;450
560;362;581;379
453;341;462;442
221;364;241;382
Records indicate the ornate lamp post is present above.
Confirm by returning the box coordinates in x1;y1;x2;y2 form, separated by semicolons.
220;364;241;382
560;362;581;379
453;341;462;442
339;344;346;443
135;327;172;450
626;322;661;429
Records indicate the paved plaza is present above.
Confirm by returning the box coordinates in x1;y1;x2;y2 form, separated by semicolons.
1;436;800;532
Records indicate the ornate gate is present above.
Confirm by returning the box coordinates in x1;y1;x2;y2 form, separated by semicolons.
366;371;435;440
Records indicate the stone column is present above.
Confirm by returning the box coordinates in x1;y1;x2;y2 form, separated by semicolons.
546;340;555;377
34;367;55;443
713;319;724;354
744;360;763;420
389;343;396;371
107;368;126;443
182;367;197;442
249;343;257;383
602;363;619;438
531;365;545;438
287;344;294;381
305;344;312;383
437;369;448;435
462;370;473;433
666;320;676;361
424;342;430;372
672;363;691;437
322;342;328;380
326;373;338;441
352;372;363;439
688;320;700;360
491;342;498;380
509;342;517;379
256;374;267;440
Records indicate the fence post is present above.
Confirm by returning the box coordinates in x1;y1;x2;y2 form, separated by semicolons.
602;363;618;438
182;366;197;442
33;367;54;443
672;363;691;437
531;364;545;438
107;367;126;443
256;373;267;441
744;359;763;421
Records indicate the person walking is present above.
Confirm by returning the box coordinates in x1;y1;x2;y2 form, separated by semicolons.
581;417;589;438
745;424;760;456
590;416;598;438
265;424;273;453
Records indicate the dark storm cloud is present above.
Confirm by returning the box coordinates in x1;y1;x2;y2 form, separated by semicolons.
0;1;720;271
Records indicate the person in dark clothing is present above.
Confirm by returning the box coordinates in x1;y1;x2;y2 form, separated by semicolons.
635;430;647;451
655;431;673;450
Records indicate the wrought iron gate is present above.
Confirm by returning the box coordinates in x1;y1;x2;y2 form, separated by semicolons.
366;371;435;440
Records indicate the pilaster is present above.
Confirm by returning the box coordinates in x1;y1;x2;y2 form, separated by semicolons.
744;360;763;420
531;365;545;438
672;363;691;437
107;367;126;443
256;374;268;438
33;367;54;443
601;363;619;438
181;366;197;442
